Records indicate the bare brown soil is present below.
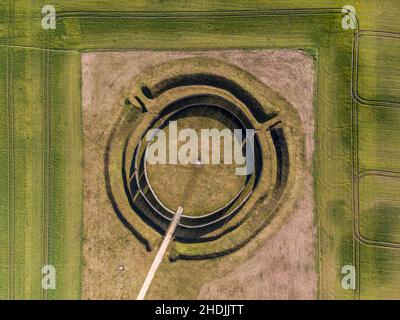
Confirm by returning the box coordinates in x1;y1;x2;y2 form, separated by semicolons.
82;49;315;299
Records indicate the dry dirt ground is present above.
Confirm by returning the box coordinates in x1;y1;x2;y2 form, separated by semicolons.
81;49;315;299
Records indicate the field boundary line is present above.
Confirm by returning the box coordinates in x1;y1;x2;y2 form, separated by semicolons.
45;37;51;301
351;98;359;300
346;12;361;298
14;7;348;19
0;44;79;53
56;8;343;19
41;33;46;300
40;31;51;300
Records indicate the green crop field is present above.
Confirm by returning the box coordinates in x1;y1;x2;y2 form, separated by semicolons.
358;104;400;172
359;175;400;244
357;32;400;104
1;0;400;300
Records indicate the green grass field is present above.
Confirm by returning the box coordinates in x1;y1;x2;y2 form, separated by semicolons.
0;0;400;300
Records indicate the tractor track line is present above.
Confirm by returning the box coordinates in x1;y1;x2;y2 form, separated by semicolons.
41;32;51;300
6;0;15;300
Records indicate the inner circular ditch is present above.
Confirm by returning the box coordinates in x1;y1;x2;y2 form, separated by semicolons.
145;104;248;217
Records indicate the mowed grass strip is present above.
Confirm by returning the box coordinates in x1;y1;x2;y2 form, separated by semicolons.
47;51;83;299
359;175;400;244
53;14;334;50
357;34;400;104
359;244;400;299
0;47;47;299
304;40;354;299
0;47;9;299
358;104;400;172
12;48;46;299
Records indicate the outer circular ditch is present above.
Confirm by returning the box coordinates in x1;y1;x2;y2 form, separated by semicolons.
105;57;304;257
